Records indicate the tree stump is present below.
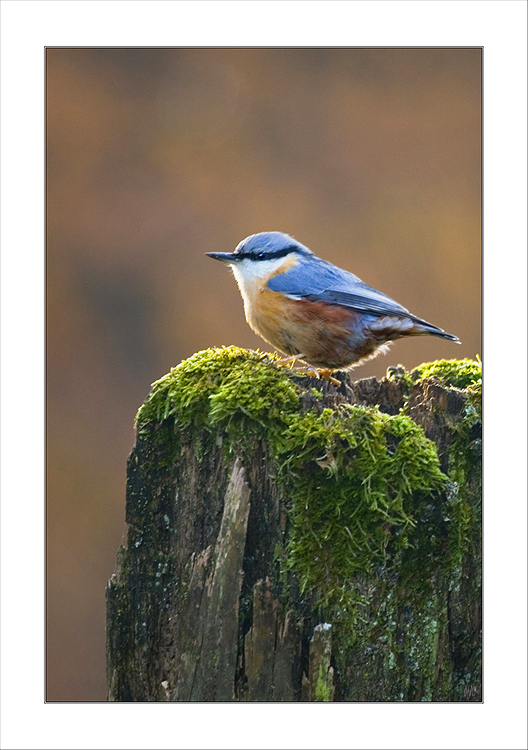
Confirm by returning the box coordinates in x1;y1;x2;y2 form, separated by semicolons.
106;348;481;702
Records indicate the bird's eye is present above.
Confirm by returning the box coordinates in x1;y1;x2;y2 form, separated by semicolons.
257;252;266;260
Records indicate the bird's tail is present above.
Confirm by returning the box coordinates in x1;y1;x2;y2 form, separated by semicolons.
410;316;461;344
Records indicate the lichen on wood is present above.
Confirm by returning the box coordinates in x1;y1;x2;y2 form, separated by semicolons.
107;347;481;701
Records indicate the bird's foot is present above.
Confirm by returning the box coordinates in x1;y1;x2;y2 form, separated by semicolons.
278;357;341;386
278;354;306;369
304;367;341;386
318;368;342;386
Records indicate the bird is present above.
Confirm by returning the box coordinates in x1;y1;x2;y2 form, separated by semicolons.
206;232;460;384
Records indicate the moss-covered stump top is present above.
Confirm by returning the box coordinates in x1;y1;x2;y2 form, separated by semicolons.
135;346;481;605
109;347;481;701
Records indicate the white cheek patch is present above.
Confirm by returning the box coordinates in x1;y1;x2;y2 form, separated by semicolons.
231;254;297;294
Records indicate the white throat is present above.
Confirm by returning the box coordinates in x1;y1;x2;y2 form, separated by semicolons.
230;254;294;295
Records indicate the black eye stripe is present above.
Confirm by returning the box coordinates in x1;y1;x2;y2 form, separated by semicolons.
235;246;299;261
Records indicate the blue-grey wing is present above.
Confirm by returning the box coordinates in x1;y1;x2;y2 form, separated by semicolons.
267;255;411;318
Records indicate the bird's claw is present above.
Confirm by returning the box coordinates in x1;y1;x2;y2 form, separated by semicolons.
279;354;306;370
304;367;341;386
279;357;341;386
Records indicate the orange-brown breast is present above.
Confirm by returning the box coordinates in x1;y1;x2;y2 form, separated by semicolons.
241;257;386;368
249;289;376;368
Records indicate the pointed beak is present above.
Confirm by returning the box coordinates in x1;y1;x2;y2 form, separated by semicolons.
205;252;240;264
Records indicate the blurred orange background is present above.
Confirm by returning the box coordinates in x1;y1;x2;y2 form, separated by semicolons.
46;47;481;701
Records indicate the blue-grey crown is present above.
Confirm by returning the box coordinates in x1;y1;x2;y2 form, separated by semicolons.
234;232;313;261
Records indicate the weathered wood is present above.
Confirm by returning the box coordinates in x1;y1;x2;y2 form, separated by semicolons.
309;624;334;702
171;459;250;700
106;350;481;702
242;578;301;701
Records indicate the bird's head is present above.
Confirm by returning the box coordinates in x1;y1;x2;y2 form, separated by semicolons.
206;232;312;287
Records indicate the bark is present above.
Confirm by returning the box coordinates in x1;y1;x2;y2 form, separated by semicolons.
106;362;481;702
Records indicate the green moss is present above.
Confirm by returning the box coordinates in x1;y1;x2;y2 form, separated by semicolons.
405;357;481;574
135;347;479;637
411;357;481;390
315;664;333;701
444;378;482;569
276;405;446;596
136;346;299;431
386;364;414;391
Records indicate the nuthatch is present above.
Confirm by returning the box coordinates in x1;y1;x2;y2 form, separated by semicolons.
207;232;460;384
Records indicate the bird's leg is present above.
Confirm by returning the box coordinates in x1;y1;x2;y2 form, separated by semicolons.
279;354;306;369
316;368;341;386
294;365;341;386
278;357;341;386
